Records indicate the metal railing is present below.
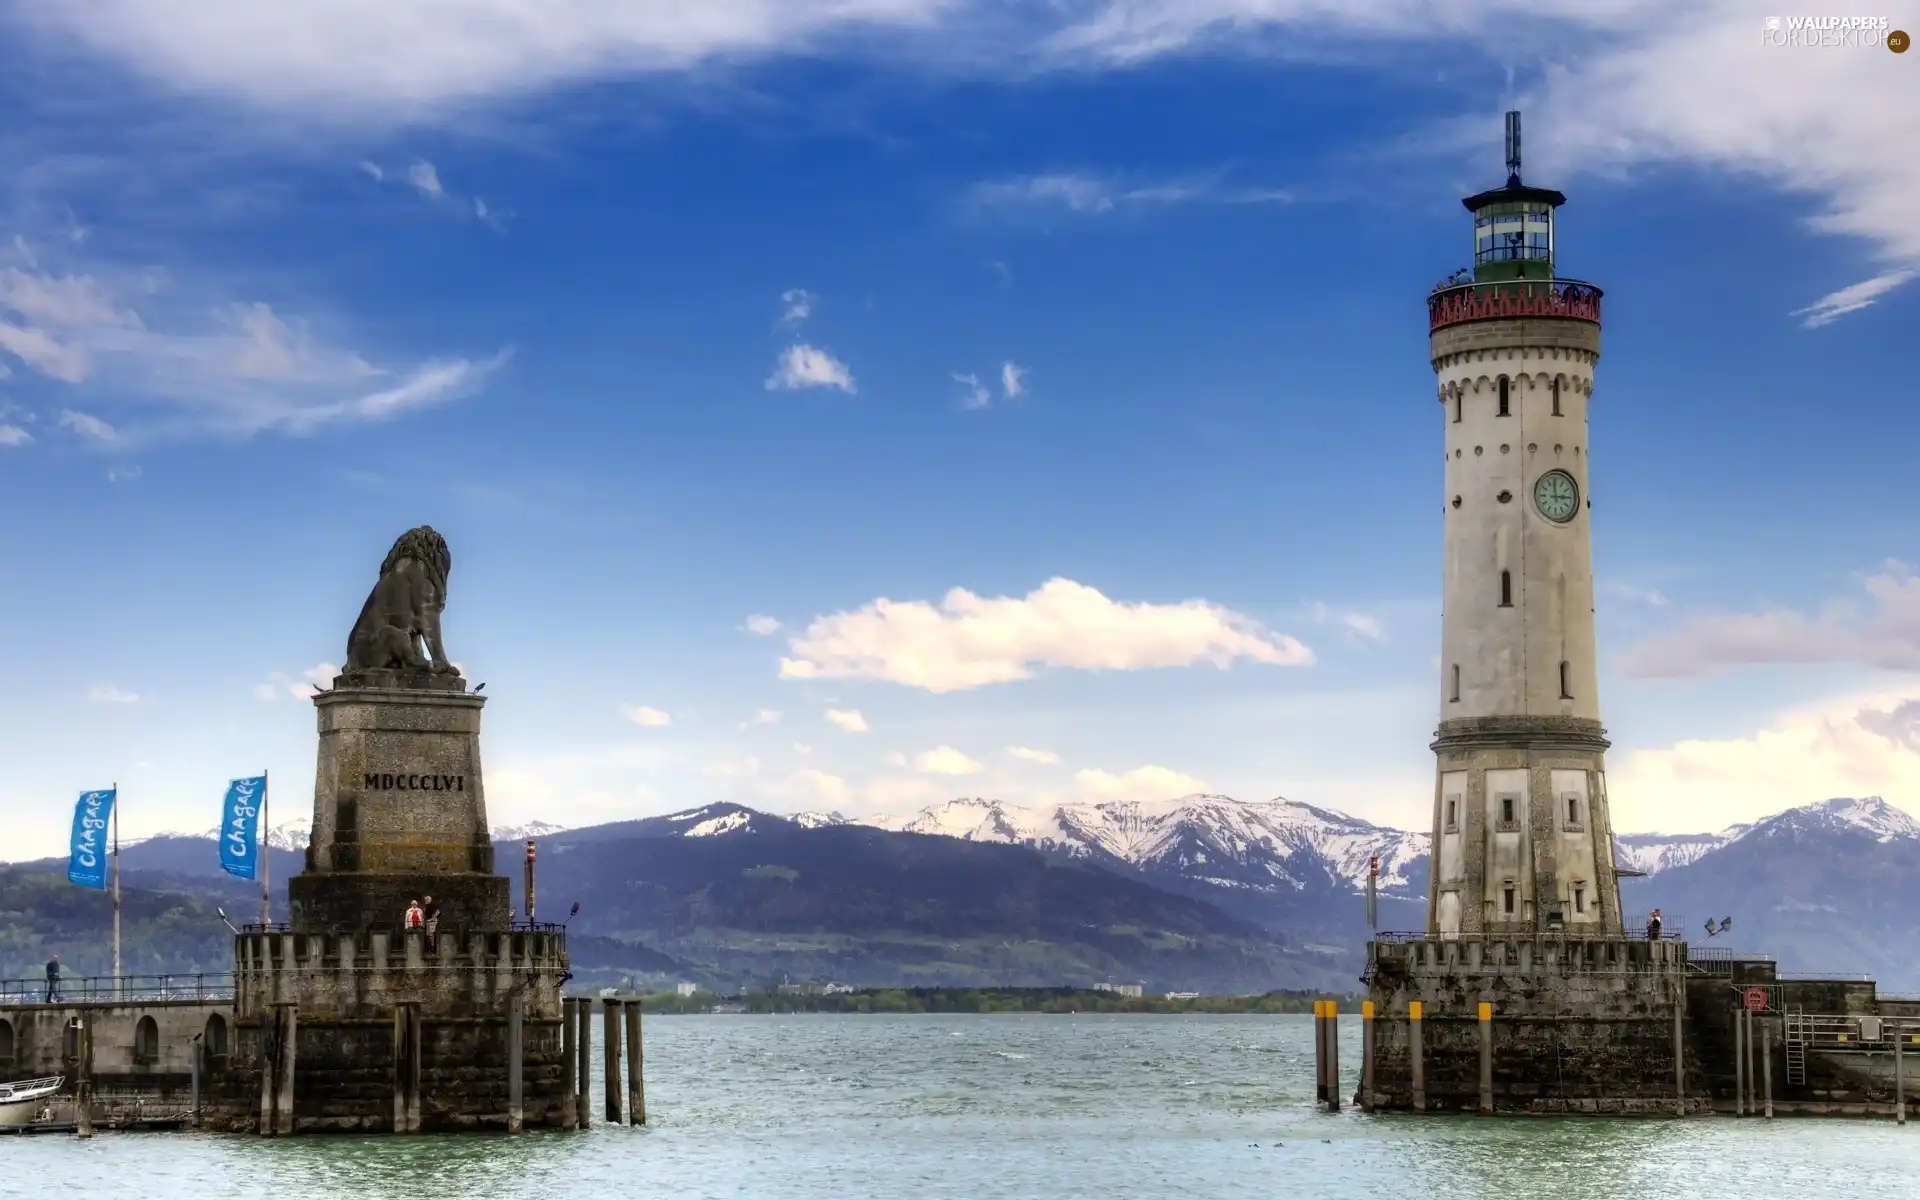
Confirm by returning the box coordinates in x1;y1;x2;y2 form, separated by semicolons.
1427;277;1603;333
0;973;236;1006
240;920;569;936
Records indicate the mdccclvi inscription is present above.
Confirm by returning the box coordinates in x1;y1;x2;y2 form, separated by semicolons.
363;772;466;792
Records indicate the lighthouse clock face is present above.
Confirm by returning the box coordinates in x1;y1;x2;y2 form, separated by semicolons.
1534;470;1580;523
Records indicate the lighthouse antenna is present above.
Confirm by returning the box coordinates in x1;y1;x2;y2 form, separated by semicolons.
1505;110;1522;182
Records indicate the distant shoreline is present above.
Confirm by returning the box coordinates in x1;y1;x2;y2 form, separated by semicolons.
628;986;1361;1016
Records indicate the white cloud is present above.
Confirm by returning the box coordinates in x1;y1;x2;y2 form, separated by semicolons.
623;704;673;727
766;344;855;393
952;372;990;410
743;708;783;727
0;242;506;443
106;464;141;482
1604;582;1670;608
357;160;384;182
778;288;815;327
825;708;869;734
867;776;940;806
58;409;118;444
743;614;783;636
1071;764;1209;804
780;576;1312;693
964;171;1292;217
0;424;30;447
706;756;760;779
1793;271;1917;328
1617;561;1920;679
88;683;139;704
782;767;853;807
883;749;908;768
1000;361;1026;399
1006;745;1060;765
1611;686;1920;834
914;745;984;775
259;662;339;701
1309;602;1387;645
792;741;814;755
406;160;445;199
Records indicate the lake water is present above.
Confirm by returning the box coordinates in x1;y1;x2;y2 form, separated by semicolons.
8;1015;1918;1199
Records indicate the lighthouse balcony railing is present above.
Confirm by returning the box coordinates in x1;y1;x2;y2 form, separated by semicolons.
1427;277;1603;333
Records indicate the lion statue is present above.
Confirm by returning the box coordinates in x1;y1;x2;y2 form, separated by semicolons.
344;526;458;678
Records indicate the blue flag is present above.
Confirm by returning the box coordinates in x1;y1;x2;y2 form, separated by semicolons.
68;789;116;890
220;775;267;880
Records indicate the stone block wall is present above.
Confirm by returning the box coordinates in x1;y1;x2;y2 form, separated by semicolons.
0;999;229;1106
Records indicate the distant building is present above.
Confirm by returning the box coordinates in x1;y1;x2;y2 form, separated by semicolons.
1164;991;1200;1001
1094;982;1144;997
676;981;699;997
822;982;856;995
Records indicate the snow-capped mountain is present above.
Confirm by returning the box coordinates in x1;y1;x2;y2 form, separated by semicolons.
492;820;569;842
1616;797;1919;875
859;794;1430;898
152;818;567;851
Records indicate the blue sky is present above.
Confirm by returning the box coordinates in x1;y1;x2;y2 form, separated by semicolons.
2;2;1918;858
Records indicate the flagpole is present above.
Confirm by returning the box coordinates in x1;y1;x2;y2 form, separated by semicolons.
261;769;271;927
112;782;122;1001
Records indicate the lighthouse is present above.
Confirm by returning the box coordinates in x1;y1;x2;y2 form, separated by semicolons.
1425;112;1619;939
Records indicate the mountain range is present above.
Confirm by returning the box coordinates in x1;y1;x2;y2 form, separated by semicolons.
6;794;1918;992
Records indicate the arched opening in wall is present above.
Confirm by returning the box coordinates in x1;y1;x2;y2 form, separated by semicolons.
204;1013;229;1060
1450;664;1461;703
1497;376;1511;416
134;1015;159;1065
1499;570;1512;607
1559;661;1572;699
1551;377;1563;416
0;1017;14;1070
1452;393;1461;423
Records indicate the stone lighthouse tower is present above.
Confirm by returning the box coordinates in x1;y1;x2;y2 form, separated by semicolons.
1425;112;1619;939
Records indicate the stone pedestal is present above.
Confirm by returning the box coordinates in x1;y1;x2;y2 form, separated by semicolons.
288;682;508;933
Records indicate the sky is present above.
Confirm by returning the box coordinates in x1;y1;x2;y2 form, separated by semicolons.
2;2;1918;859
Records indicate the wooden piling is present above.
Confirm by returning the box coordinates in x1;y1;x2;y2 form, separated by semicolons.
1328;1001;1342;1111
276;1003;299;1136
507;993;525;1133
1897;1021;1907;1126
191;1034;203;1128
405;1004;423;1134
603;999;623;1124
1734;1006;1746;1117
625;998;645;1126
560;998;579;1129
1477;1001;1494;1115
1409;1002;1426;1113
75;1016;93;1140
1762;1023;1773;1120
1360;1000;1376;1113
576;996;592;1128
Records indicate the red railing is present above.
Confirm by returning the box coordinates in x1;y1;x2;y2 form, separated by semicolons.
1428;278;1602;333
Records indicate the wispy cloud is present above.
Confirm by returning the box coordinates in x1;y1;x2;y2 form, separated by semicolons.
964;170;1292;218
623;704;673;727
1006;745;1060;765
744;614;783;635
766;344;855;393
1000;361;1026;400
914;745;983;775
952;372;990;411
743;708;783;727
0;236;507;445
88;683;139;704
1309;602;1387;645
359;157;506;230
0;423;31;447
1793;271;1917;328
778;288;815;327
825;708;869;734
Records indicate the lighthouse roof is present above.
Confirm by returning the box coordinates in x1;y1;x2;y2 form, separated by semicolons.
1463;174;1566;212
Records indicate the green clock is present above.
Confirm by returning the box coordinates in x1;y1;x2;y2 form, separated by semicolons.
1534;470;1580;522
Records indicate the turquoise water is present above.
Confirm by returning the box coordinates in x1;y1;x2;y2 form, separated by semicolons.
8;1015;1918;1198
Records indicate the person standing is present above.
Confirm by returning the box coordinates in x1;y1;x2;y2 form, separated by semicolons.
422;895;441;951
1645;909;1663;942
44;953;60;1004
405;899;424;933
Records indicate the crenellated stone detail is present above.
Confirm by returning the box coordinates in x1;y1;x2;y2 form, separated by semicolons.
231;929;567;1022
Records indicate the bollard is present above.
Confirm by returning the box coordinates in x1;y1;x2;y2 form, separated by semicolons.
1327;1001;1342;1112
507;993;525;1133
560;998;579;1129
603;999;623;1125
1477;1001;1493;1115
1360;1000;1376;1113
576;996;592;1128
1762;1023;1774;1120
1897;1022;1907;1126
625;998;645;1126
1409;1002;1426;1113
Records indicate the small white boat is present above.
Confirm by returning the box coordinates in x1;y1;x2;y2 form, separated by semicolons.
0;1077;64;1128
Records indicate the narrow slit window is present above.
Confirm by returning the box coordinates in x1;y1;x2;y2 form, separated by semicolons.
1446;799;1458;829
1500;795;1515;825
1573;885;1587;914
1502;885;1516;915
1450;663;1461;702
1497;376;1510;416
1551;377;1562;416
1499;569;1512;607
1567;795;1579;824
1453;394;1462;423
1560;660;1572;699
